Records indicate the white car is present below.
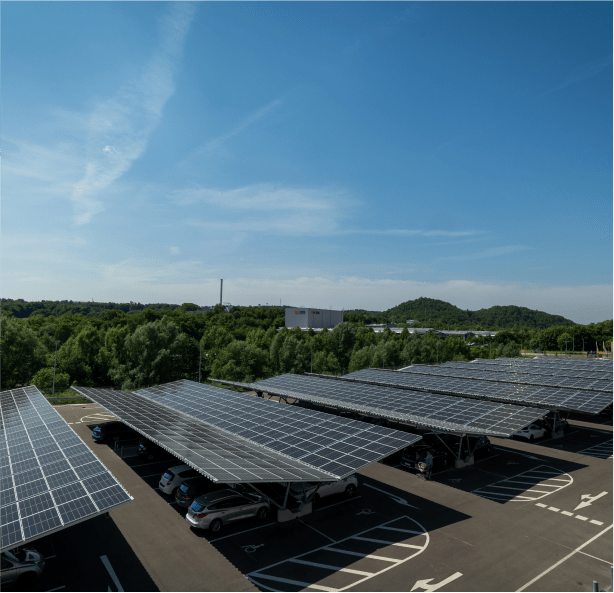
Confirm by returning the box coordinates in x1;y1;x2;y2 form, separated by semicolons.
289;475;358;504
159;464;202;495
514;424;547;441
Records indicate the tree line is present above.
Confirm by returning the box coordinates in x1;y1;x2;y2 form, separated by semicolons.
1;304;611;393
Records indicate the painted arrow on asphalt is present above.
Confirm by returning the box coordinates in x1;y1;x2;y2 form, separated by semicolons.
411;572;463;591
574;491;608;511
364;484;420;509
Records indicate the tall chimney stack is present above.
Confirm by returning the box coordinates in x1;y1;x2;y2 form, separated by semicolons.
220;279;223;305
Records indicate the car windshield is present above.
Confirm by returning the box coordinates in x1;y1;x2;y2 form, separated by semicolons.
162;473;173;481
179;484;189;493
93;427;101;432
190;501;205;512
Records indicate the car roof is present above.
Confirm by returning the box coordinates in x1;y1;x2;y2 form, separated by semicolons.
182;475;211;486
193;489;244;504
167;464;191;473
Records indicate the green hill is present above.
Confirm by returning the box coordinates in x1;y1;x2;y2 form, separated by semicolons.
385;297;576;329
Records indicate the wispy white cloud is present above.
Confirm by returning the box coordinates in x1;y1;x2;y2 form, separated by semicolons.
440;245;531;261
180;97;284;167
540;55;613;97
69;2;197;224
174;183;349;235
338;229;484;238
170;246;181;255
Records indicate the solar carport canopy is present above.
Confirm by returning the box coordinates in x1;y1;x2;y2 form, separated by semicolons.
443;361;612;380
400;363;612;392
252;374;547;438
476;358;613;372
343;369;612;415
75;382;421;483
1;387;132;552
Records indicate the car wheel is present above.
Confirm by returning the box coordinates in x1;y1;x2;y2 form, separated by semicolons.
257;506;268;520
17;572;38;590
345;484;356;498
210;519;222;533
147;454;154;461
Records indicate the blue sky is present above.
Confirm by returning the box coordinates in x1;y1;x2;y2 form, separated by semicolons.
3;2;612;324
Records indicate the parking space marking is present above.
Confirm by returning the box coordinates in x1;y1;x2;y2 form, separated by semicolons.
248;515;429;592
209;522;276;543
249;573;336;591
299;519;336;543
516;524;613;591
534;503;605;525
289;559;373;576
100;555;124;592
315;496;362;514
577;440;613;459
472;465;573;502
46;587;66;591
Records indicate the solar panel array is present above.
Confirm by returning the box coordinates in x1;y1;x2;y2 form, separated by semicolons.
136;381;422;480
73;386;336;483
477;358;613;372
1;387;132;552
252;374;547;437
443;360;612;380
400;364;611;392
342;369;612;414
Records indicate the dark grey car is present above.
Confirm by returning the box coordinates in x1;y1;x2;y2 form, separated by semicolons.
186;489;271;533
1;548;45;588
174;476;218;509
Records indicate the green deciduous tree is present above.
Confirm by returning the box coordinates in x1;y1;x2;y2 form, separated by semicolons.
32;367;71;393
1;316;47;389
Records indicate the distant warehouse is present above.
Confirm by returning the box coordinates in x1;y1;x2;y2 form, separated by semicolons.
285;307;344;330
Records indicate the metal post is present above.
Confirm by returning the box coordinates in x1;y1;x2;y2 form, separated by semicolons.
198;346;202;383
220;279;223;305
310;341;313;374
592;580;597;592
582;338;584;353
436;341;438;365
52;340;58;396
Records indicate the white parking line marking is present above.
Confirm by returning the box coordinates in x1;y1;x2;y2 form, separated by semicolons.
209;522;276;543
315;496;362;514
299;520;336;543
561;511;574;516
472;465;573;502
289;559;373;576
590;519;604;526
100;555;124;592
44;555;56;560
380;526;423;534
352;536;422;549
46;586;66;591
248;516;429;592
548;507;560;512
577;440;613;459
575;515;588;521
323;548;398;562
536;503;547;508
250;574;335;591
516;524;613;591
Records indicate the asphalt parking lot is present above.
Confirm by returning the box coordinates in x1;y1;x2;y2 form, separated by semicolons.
20;402;613;592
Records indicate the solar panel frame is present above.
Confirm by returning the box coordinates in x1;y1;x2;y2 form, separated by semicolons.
0;386;132;552
249;374;547;437
443;360;612;380
341;368;612;415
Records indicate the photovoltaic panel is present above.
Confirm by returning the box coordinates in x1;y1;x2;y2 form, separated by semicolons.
75;383;420;482
399;364;612;392
342;369;612;415
443;361;612;380
476;358;613;372
0;387;132;552
250;374;547;438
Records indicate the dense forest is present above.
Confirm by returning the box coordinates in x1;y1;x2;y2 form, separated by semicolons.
2;297;577;329
1;300;611;393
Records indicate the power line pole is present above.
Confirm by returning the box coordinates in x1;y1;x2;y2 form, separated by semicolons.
198;345;202;383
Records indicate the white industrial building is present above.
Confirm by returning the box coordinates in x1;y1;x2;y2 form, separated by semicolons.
285;308;344;330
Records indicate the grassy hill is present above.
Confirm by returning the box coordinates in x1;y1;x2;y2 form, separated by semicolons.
385;297;576;329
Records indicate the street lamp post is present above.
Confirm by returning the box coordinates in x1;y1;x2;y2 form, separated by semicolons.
582;338;585;353
52;340;58;397
198;345;202;383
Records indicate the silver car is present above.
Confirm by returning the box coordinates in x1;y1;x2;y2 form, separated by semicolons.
186;489;271;533
289;475;358;504
159;464;202;496
1;548;45;588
